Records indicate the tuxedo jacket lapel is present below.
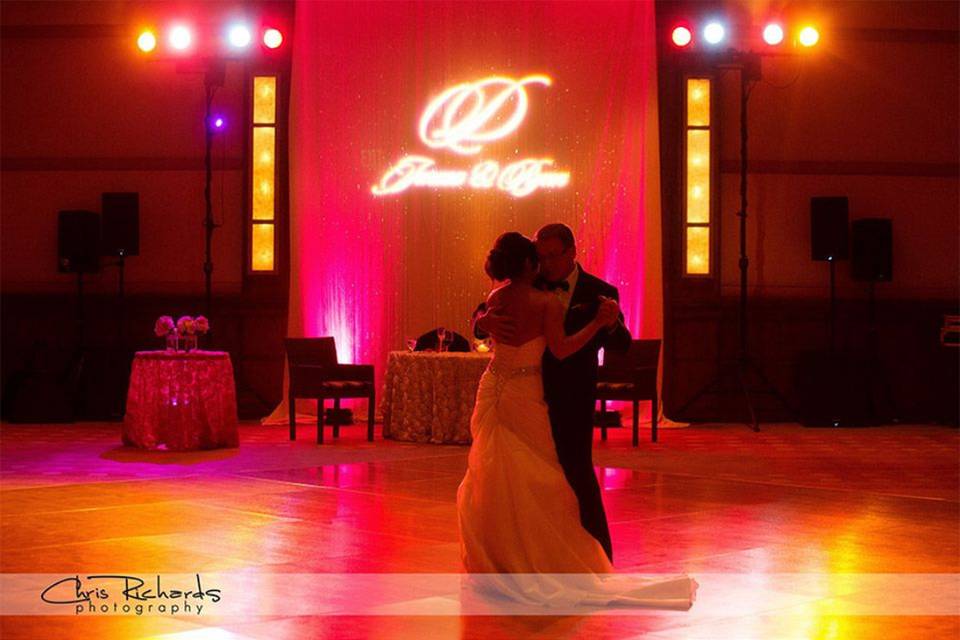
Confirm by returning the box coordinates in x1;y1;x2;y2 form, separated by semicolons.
537;265;599;334
564;265;597;334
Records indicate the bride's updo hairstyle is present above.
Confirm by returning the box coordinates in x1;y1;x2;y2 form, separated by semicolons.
485;232;538;281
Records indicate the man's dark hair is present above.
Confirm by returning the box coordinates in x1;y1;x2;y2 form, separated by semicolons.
535;223;575;250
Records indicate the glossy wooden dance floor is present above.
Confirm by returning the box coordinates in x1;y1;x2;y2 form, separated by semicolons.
1;421;957;639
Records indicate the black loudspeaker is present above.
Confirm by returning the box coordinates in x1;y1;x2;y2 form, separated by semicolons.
851;218;893;282
57;210;100;273
810;197;849;261
101;192;139;256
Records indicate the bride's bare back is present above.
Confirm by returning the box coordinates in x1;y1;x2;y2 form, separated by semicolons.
485;283;599;360
485;283;547;347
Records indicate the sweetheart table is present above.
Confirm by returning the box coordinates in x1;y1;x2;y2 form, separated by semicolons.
381;350;492;444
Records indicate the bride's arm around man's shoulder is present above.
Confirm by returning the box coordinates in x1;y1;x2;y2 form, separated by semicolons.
473;287;516;342
544;293;616;360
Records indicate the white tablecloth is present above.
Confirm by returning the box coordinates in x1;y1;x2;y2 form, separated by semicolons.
382;350;493;444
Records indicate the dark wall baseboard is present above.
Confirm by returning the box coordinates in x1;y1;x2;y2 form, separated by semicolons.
664;296;960;425
5;291;956;425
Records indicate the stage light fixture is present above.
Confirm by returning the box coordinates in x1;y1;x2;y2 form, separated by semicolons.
799;26;820;47
169;25;192;51
263;28;284;49
137;30;157;53
671;26;692;48
763;23;784;46
228;24;252;49
703;22;726;45
212;116;225;130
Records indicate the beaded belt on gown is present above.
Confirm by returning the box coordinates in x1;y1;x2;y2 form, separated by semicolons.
488;361;542;379
487;359;542;405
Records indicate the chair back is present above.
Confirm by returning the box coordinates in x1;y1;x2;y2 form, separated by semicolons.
414;329;471;352
600;339;661;385
285;337;339;367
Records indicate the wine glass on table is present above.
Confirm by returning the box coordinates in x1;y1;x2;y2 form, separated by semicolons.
436;326;446;353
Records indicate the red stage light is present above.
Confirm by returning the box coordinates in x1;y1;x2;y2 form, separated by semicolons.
671;26;692;48
263;28;283;49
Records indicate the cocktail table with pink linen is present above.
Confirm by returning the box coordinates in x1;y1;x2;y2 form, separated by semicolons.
123;350;240;450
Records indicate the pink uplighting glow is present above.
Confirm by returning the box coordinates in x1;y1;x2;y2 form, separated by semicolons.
272;0;663;421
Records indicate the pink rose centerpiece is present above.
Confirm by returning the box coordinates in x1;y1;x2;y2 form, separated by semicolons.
154;315;175;338
176;316;196;336
175;315;210;352
177;316;197;352
155;315;178;351
155;315;211;352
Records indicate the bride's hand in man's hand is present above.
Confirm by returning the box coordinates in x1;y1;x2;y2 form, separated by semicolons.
479;307;518;342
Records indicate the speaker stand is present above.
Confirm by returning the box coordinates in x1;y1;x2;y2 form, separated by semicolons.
115;253;126;344
864;281;899;423
202;65;224;326
829;258;837;352
66;271;88;417
75;271;86;348
116;253;129;417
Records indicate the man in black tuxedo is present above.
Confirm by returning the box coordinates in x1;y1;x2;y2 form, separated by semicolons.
475;223;631;561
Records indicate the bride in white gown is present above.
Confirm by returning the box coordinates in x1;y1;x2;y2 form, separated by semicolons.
456;232;697;609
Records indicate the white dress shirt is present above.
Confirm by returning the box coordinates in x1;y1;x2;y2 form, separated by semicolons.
553;264;580;313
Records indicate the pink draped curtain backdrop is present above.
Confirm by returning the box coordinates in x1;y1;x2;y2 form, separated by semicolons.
267;0;662;422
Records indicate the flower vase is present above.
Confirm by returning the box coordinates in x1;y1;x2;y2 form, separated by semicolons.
181;334;198;352
165;331;179;352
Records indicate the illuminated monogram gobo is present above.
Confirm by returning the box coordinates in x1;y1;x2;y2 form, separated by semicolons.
372;74;571;198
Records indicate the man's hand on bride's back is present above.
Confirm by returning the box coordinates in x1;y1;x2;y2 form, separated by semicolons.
478;307;518;342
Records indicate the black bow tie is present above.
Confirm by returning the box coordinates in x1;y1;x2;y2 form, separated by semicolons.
544;280;570;292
